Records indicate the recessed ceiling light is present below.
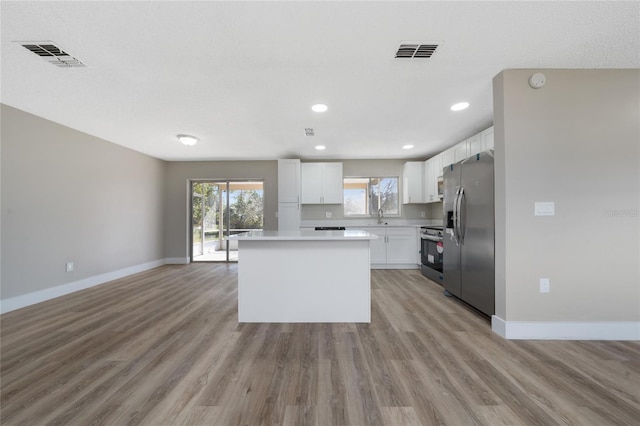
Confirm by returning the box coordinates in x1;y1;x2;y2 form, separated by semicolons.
450;102;470;111
312;104;328;112
315;145;326;150
403;144;414;150
177;134;198;146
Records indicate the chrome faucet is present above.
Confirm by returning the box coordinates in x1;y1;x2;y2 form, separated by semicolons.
377;208;384;224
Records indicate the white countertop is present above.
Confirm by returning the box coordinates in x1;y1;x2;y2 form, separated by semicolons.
301;219;443;228
230;230;378;241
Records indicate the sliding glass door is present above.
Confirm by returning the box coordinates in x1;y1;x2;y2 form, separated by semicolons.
190;180;263;262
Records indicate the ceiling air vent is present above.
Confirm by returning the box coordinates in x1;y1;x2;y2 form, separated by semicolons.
304;128;315;136
395;44;439;59
19;42;86;67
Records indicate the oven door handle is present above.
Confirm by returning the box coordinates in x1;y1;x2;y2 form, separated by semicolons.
421;235;443;242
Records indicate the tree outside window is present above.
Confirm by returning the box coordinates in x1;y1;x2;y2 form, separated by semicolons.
344;177;399;216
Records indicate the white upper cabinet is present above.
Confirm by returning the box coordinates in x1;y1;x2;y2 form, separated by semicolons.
441;126;493;169
467;133;482;157
453;141;469;163
277;159;300;203
424;154;441;203
320;163;344;204
432;152;444;178
481;126;494;151
425;126;493;203
301;162;343;204
402;161;425;204
441;147;455;169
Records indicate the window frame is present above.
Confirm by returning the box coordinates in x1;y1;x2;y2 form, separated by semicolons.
343;176;401;217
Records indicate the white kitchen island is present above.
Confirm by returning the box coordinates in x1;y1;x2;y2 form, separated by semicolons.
231;230;377;323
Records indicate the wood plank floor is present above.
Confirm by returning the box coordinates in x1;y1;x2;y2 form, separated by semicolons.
1;264;639;425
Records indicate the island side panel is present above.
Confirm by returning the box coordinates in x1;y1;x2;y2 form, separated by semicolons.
237;239;371;323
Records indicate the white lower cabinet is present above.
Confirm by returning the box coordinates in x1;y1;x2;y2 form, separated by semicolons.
369;235;387;264
366;227;419;269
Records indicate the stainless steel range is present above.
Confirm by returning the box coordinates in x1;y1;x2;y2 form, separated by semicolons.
420;225;444;284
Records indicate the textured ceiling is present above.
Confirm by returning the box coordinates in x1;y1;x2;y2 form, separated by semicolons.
2;1;639;161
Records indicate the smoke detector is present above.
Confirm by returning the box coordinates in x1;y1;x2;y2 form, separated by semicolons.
18;41;86;67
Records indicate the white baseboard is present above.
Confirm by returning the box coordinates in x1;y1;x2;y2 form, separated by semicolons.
371;264;419;270
166;257;190;264
0;259;167;314
492;315;640;340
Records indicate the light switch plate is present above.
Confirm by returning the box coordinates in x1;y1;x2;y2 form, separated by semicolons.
539;278;550;293
535;202;555;216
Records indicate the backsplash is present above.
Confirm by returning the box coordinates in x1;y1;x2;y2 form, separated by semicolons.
301;201;443;221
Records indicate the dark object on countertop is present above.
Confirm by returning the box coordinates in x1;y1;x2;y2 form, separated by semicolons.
314;226;346;231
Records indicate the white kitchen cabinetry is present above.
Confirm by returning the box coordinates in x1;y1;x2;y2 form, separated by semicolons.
424;155;441;203
453;141;469;163
278;159;300;203
386;228;418;265
481;126;494;151
366;227;419;269
277;203;300;231
441;147;455;169
402;161;424;204
277;159;301;231
301;162;343;204
430;126;494;199
466;133;482;157
369;235;387;264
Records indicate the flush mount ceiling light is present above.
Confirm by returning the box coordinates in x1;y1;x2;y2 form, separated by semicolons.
311;104;328;112
450;102;470;111
177;134;198;146
315;145;326;150
403;144;414;150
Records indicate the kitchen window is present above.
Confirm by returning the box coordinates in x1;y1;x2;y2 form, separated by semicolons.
343;177;399;216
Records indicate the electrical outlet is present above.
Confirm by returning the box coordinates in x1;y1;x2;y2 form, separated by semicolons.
325;211;332;218
66;261;74;272
539;278;550;293
535;202;555;216
421;211;426;218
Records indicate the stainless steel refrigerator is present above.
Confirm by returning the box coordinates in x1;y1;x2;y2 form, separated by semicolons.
443;150;495;317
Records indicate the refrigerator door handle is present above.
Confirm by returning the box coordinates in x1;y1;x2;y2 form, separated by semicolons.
452;187;461;246
458;187;466;245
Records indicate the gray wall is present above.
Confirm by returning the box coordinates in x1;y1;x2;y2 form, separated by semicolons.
1;104;167;299
493;69;640;322
164;161;278;260
301;159;442;221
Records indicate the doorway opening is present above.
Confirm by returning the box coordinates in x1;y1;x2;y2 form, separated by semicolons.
190;180;264;262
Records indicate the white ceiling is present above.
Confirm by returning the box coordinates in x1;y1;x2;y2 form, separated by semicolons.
2;1;639;161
